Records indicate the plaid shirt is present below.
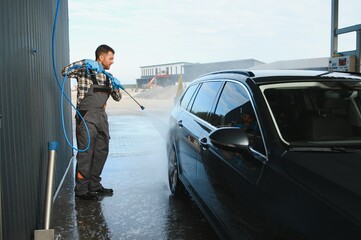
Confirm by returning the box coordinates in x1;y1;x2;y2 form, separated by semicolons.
62;59;121;105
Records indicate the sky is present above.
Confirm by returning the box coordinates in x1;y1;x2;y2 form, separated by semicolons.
67;0;361;84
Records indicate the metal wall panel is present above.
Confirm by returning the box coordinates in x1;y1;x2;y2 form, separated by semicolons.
0;0;72;239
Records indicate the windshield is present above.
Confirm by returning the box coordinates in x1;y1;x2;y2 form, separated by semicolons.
262;81;361;146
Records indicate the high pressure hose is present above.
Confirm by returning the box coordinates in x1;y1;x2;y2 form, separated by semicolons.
52;0;90;152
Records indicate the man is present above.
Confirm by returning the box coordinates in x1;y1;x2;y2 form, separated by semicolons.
62;44;123;200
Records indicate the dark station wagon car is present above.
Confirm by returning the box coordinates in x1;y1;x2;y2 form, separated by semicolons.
166;70;361;240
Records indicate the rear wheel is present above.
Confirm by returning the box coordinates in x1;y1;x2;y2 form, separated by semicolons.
168;148;185;196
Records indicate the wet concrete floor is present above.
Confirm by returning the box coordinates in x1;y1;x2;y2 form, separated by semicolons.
52;97;220;240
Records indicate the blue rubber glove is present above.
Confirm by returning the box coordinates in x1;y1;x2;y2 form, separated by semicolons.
84;59;103;73
111;77;125;90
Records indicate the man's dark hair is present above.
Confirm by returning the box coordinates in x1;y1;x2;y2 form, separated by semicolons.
95;44;115;60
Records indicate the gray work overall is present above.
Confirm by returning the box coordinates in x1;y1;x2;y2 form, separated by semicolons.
75;76;111;195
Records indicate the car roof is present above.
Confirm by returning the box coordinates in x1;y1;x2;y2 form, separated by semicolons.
198;69;361;84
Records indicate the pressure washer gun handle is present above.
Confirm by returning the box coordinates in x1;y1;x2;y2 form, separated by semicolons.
102;71;125;90
111;77;125;90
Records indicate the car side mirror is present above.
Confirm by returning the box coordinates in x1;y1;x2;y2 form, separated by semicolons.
209;127;251;155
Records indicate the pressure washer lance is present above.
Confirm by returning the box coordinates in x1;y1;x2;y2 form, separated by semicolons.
123;88;145;110
101;68;145;110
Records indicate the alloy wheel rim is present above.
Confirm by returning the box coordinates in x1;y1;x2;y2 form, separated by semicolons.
169;153;178;191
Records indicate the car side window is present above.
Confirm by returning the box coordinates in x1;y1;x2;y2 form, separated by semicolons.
180;84;199;110
190;81;223;122
212;82;265;154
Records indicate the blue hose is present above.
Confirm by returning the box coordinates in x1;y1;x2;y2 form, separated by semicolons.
52;0;90;152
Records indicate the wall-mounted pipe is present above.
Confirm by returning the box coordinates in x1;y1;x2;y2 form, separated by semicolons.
34;141;58;240
44;141;58;230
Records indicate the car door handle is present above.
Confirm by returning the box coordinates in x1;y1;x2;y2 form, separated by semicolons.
177;120;183;127
200;137;209;149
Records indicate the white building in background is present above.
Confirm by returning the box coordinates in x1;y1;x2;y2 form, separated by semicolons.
140;62;190;77
137;62;192;89
136;59;265;89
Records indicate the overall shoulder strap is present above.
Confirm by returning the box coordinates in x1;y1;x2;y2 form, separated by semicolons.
89;69;98;85
105;74;110;86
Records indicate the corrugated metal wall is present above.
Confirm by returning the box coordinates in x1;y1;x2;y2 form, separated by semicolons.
0;0;72;239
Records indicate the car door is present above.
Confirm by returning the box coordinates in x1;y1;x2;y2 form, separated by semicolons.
197;81;267;239
176;81;223;190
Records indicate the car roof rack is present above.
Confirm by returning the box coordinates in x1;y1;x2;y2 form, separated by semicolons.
201;69;255;78
316;71;361;77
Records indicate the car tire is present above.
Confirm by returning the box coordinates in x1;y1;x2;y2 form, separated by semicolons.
168;148;185;197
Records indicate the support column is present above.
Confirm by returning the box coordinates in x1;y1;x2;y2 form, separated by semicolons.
356;30;361;72
330;0;339;57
